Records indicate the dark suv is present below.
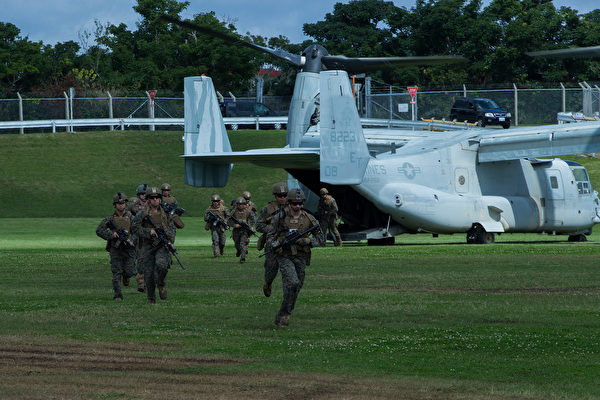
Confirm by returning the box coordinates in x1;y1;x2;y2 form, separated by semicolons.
220;101;277;118
449;97;511;129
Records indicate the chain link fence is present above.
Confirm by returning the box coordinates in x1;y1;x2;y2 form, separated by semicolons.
2;80;599;133
362;79;600;126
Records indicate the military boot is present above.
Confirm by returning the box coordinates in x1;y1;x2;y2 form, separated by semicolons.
158;286;167;300
135;273;145;293
263;282;271;298
275;314;289;328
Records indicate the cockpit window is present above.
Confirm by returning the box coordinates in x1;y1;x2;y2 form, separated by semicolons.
571;167;591;194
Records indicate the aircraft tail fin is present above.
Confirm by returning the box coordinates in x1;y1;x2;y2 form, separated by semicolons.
319;71;370;184
183;76;232;187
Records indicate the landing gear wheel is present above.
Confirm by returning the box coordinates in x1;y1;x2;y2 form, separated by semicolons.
568;234;587;242
466;225;495;244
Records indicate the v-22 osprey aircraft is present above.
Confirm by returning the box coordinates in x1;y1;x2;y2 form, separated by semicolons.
182;73;600;244
163;15;600;244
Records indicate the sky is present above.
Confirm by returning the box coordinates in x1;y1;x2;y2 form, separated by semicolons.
3;0;599;47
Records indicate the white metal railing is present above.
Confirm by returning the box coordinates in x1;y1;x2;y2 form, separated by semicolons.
0;117;288;133
0;116;471;133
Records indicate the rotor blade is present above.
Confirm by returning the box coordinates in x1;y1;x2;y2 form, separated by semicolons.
321;55;467;74
160;15;303;66
526;46;600;59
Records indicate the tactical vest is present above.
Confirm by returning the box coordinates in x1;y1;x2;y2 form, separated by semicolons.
276;211;316;256
112;214;131;233
147;209;168;230
256;201;286;250
205;204;227;231
163;196;176;205
232;208;251;223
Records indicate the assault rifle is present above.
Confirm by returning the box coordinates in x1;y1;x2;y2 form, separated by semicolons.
107;219;135;249
144;216;186;270
259;224;321;258
228;215;257;237
161;200;187;216
207;210;229;230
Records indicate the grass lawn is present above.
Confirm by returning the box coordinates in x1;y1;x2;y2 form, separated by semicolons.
1;218;599;399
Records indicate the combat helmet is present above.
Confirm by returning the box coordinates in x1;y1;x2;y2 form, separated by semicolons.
161;183;171;191
319;187;329;196
272;182;288;195
211;194;221;202
113;192;128;204
136;183;149;196
242;191;251;200
287;188;306;202
146;186;161;198
236;196;247;205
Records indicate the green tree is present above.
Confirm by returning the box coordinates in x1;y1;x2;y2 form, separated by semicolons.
0;22;46;94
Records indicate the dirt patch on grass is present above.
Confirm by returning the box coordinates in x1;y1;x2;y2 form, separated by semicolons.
0;335;536;400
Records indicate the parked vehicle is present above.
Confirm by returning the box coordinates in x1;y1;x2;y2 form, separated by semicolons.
220;101;277;118
449;97;511;129
219;101;284;130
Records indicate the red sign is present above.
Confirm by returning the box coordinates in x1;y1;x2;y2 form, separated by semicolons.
407;86;418;100
148;90;157;101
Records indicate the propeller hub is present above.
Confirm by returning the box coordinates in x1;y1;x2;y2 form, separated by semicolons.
302;44;329;73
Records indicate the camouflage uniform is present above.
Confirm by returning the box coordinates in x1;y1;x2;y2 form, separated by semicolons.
128;184;149;292
204;195;229;258
161;183;185;229
256;182;289;297
95;193;137;300
228;198;255;263
242;191;257;215
317;188;342;246
267;189;324;327
132;187;176;304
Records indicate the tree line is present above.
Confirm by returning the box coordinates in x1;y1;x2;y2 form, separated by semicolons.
1;0;599;98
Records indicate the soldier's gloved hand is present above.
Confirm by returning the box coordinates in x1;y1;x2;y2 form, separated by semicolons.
270;240;280;249
296;237;310;246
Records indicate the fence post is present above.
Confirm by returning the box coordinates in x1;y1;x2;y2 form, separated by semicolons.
17;92;24;134
560;83;566;113
68;87;75;133
513;83;518;127
595;85;600;115
107;91;114;131
389;85;393;121
580;82;592;117
256;77;264;104
463;84;467;97
146;91;155;131
365;77;371;118
63;92;70;133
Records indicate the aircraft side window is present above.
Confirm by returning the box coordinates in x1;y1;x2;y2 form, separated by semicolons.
549;176;559;189
577;182;590;194
571;167;591;194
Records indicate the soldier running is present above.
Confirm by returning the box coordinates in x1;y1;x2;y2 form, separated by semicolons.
317;187;343;247
256;181;289;297
96;192;137;300
132;187;176;304
204;194;229;258
228;196;255;264
267;188;325;327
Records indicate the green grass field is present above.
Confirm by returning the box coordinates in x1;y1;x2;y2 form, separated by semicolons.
1;130;600;399
1;218;599;399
